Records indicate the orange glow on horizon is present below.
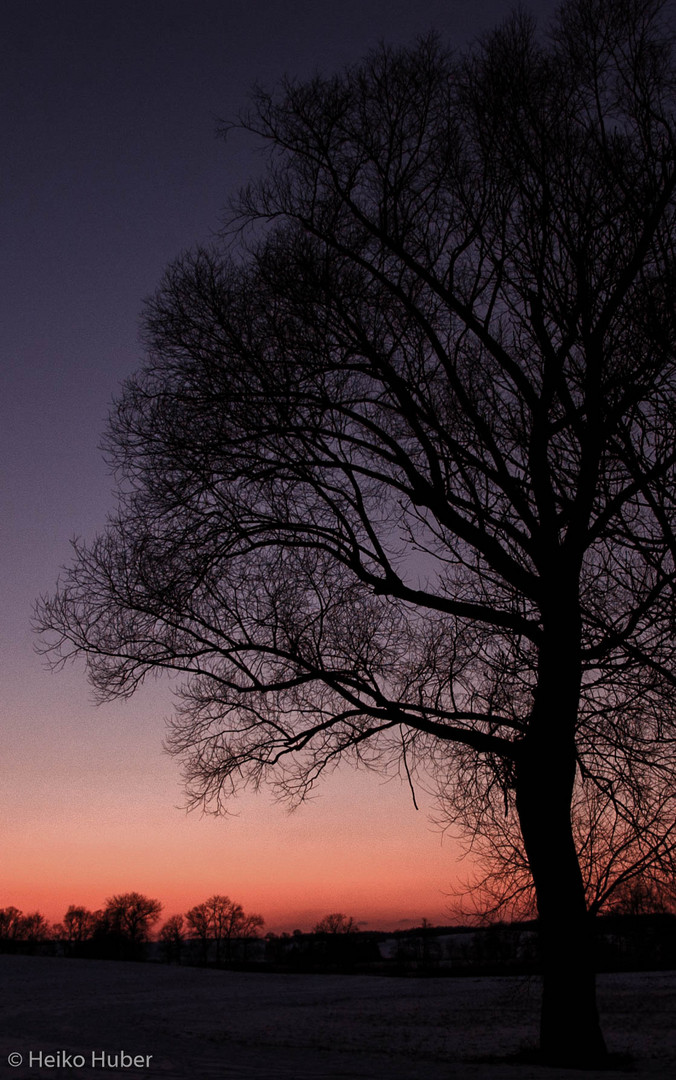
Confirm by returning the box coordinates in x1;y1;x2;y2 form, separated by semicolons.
2;682;467;934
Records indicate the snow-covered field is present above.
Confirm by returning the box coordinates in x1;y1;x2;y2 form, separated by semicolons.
1;956;675;1079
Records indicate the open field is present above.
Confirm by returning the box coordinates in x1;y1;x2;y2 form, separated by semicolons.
1;956;675;1079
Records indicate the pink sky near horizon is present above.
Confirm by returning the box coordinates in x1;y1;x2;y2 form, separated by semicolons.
3;670;467;933
3;644;467;934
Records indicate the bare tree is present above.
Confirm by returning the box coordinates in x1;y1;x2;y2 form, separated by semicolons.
185;895;264;964
607;878;675;916
184;901;211;964
313;913;358;934
19;912;50;948
0;908;50;953
36;0;676;1064
448;775;676;923
61;905;96;944
102;892;162;955
0;907;25;949
158;914;185;963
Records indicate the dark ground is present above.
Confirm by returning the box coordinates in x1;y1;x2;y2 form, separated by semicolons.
1;956;675;1079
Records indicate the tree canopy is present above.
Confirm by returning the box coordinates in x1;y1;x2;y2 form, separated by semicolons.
102;892;162;948
37;0;676;1064
313;913;358;934
185;895;264;963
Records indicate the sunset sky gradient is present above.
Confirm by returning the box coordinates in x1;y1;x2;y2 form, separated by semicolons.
2;0;558;933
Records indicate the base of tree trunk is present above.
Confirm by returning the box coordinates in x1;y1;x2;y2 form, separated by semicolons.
474;1047;629;1072
540;1044;609;1069
539;964;607;1068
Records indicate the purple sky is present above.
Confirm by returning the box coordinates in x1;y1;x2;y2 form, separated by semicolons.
2;0;559;929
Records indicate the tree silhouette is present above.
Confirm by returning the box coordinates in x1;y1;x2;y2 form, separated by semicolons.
313;913;358;934
0;907;25;950
184;900;211;964
51;906;97;955
101;892;162;958
158;914;185;963
19;912;50;950
36;0;676;1064
607;878;675;917
0;907;49;952
447;765;676;923
62;905;96;943
185;895;264;964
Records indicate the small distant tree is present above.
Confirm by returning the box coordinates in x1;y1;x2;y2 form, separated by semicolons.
185;895;264;964
0;908;49;953
158;914;185;963
61;905;96;944
20;912;50;946
239;910;266;938
313;913;358;935
102;892;162;958
90;909;107;935
185;901;210;963
608;880;675;917
0;907;24;950
312;913;362;969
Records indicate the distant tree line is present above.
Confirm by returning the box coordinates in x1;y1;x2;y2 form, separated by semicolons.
0;907;50;951
0;891;264;962
0;894;367;963
4;886;675;975
171;895;265;965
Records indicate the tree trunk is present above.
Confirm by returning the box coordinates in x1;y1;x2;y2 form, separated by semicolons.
515;593;607;1066
516;745;607;1065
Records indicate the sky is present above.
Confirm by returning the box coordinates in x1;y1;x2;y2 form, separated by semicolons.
2;0;559;934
